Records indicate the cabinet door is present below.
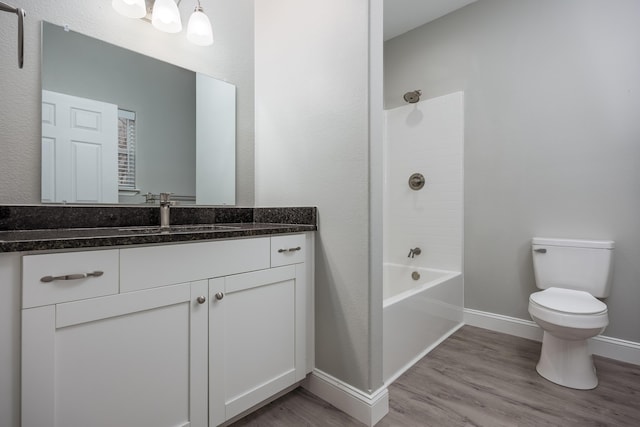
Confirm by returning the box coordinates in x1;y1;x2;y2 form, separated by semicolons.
22;281;209;427
209;265;306;425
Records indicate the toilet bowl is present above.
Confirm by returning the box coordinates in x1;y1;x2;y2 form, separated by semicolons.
528;287;608;389
529;237;614;390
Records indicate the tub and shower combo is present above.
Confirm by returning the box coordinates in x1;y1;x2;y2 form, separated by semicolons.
383;91;465;384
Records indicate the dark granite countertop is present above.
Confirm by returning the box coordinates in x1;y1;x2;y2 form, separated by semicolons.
0;205;317;253
0;223;316;253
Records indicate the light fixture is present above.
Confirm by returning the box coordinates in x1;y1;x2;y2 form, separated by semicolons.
112;0;213;47
111;0;146;19
151;0;182;33
187;1;213;46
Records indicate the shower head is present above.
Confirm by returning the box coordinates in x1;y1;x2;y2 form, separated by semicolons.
403;90;421;104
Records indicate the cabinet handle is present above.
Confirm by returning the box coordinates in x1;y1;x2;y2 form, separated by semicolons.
277;246;301;253
215;292;224;301
197;296;207;304
534;248;547;254
40;271;104;283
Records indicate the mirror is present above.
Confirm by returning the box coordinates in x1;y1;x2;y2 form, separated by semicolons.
41;21;235;205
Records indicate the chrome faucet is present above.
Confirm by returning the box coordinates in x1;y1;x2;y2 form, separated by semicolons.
408;247;422;258
159;193;174;229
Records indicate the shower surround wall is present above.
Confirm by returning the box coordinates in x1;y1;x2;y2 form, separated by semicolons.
383;92;464;383
384;92;464;272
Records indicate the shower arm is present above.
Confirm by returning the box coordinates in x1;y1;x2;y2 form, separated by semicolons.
0;1;26;69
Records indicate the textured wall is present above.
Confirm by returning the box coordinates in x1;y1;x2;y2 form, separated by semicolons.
384;0;640;341
0;0;255;205
255;0;373;392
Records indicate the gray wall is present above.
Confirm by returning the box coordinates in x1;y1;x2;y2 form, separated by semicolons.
385;0;640;341
255;0;376;392
0;0;254;205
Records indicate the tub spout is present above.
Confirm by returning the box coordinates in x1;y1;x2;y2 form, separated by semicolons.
408;247;422;258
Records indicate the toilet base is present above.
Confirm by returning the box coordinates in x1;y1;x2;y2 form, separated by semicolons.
536;331;598;390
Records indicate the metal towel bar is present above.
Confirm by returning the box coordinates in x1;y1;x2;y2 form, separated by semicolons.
0;1;26;68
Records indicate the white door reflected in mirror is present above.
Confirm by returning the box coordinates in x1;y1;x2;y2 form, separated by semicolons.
41;90;118;204
41;21;236;206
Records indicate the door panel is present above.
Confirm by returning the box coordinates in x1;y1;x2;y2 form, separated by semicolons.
224;279;296;403
41;90;118;203
71;140;103;202
22;282;208;427
56;303;190;427
209;266;303;423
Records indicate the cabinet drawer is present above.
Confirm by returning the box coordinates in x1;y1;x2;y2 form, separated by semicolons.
120;237;271;293
22;250;119;308
271;234;306;267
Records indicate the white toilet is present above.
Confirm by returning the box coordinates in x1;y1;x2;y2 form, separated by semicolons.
529;237;614;390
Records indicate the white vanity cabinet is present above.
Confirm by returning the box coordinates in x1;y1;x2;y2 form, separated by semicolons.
22;280;209;427
20;233;313;427
209;236;307;424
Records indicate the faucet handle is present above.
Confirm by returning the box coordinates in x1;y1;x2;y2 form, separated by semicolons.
159;192;173;204
408;247;422;258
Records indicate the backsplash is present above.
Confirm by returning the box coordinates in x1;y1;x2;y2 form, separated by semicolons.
0;205;317;231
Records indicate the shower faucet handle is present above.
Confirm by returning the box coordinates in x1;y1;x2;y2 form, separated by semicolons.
408;247;422;258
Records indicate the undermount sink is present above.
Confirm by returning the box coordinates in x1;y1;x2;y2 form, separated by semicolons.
170;224;240;232
118;224;240;234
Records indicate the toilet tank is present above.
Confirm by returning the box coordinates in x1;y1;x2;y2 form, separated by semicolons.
531;237;615;298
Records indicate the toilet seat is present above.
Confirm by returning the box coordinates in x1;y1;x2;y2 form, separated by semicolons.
530;287;607;314
529;288;608;329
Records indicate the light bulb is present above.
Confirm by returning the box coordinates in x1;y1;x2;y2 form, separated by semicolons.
112;0;146;19
187;7;213;46
152;0;182;33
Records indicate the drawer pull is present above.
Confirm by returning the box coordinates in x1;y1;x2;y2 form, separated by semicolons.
40;271;104;283
277;246;301;253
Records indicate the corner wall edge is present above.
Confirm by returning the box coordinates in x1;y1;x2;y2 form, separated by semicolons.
302;369;389;426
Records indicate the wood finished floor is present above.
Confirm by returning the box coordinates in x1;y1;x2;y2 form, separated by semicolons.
230;326;640;426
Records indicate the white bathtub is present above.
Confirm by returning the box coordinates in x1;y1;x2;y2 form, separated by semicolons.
383;264;464;385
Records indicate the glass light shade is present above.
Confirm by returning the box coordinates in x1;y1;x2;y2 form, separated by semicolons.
187;9;214;46
152;0;182;33
112;0;147;19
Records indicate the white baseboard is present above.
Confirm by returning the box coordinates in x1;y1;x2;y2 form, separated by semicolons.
464;308;640;366
587;334;640;365
464;308;543;341
302;369;389;427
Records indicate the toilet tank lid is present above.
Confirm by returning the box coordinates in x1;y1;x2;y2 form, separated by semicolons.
532;237;615;249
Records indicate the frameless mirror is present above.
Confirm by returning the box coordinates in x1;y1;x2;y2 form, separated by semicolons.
41;21;235;205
